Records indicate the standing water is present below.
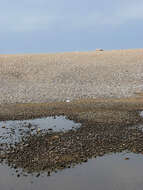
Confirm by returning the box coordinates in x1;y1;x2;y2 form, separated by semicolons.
1;114;143;190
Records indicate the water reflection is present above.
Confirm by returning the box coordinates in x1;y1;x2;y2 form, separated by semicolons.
1;115;143;176
1;111;143;190
1;153;143;190
0;116;80;144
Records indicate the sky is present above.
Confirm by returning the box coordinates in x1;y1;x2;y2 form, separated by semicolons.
0;0;143;54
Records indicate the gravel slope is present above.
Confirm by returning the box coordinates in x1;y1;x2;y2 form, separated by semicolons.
0;49;143;104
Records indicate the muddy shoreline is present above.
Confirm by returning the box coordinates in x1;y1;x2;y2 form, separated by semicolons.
1;50;143;188
1;97;143;177
4;122;143;175
1;104;143;176
0;97;143;125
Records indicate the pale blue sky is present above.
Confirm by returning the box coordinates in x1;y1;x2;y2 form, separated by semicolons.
0;0;143;54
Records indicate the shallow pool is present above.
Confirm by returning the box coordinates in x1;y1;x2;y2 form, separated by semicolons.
1;115;143;190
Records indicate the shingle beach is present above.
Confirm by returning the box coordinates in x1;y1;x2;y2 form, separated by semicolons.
0;49;143;104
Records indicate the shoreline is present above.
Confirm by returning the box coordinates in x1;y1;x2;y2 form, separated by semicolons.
1;96;143;175
0;97;143;127
0;49;143;125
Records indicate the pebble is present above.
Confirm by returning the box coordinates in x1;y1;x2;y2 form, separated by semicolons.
1;112;143;176
124;157;130;160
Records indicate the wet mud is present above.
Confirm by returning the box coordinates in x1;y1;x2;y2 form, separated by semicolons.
0;97;143;121
0;109;143;177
